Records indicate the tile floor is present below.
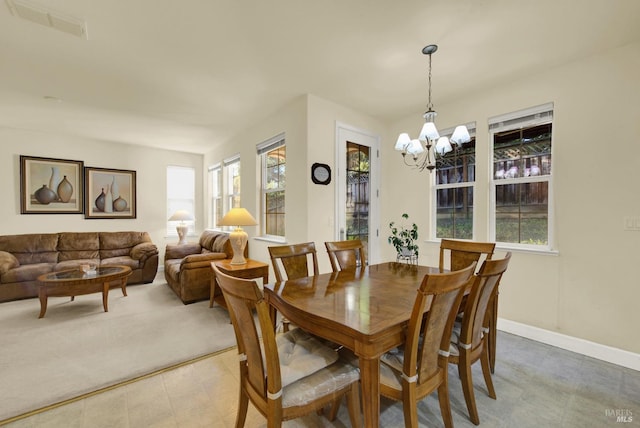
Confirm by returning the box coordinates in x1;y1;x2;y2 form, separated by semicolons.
2;332;639;427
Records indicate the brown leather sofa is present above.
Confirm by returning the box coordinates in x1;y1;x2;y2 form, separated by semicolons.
164;230;247;304
0;231;159;303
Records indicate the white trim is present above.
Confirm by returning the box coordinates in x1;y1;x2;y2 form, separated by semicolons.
498;318;640;371
335;122;381;264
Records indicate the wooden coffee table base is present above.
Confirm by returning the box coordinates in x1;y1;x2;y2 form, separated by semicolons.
37;266;131;319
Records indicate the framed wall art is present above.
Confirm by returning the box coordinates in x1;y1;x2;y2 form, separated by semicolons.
20;155;84;214
84;167;137;219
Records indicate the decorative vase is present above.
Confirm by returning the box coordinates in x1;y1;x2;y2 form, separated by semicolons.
95;188;106;211
104;184;113;213
49;167;61;201
34;185;57;205
57;176;73;203
111;176;119;199
113;197;127;212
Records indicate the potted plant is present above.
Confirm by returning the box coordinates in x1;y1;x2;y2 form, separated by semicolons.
388;213;419;261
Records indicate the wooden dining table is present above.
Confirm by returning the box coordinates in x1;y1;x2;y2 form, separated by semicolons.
263;261;444;427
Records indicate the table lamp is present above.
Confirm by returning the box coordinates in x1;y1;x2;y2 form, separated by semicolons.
168;210;194;245
218;207;257;264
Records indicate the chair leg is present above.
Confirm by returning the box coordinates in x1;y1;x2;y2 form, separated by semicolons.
437;373;454;428
480;344;496;399
346;383;362;428
459;353;480;425
235;389;249;428
326;396;342;421
402;379;419;428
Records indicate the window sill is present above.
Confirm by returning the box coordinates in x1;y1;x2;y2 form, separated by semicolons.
424;239;559;256
254;236;287;244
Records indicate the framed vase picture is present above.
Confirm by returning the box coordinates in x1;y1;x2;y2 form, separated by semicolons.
84;167;137;219
20;155;84;214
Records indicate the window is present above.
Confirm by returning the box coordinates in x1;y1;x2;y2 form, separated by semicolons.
258;134;285;238
432;124;476;240
490;103;553;249
208;163;222;228
166;165;195;235
224;155;240;210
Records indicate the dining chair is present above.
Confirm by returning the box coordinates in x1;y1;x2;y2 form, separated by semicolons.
268;242;319;332
448;252;511;425
379;262;476;428
212;265;362;428
324;239;366;272
438;239;500;373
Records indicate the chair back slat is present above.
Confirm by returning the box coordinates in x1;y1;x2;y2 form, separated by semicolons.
439;239;495;272
268;242;319;281
324;239;366;272
460;253;512;350
403;263;476;384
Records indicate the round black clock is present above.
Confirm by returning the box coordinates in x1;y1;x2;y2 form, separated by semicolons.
311;163;331;185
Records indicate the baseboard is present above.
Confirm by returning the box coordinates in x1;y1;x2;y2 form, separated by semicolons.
497;318;640;372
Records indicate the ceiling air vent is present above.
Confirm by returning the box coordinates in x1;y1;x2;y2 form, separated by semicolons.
6;0;88;39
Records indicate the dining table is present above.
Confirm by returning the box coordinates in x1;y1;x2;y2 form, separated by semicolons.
263;261;446;427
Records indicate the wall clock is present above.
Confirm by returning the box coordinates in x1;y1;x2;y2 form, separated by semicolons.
311;162;331;185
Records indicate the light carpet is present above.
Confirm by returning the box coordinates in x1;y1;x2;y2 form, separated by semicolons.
0;277;236;422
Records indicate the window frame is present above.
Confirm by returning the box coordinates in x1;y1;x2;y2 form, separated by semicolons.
431;123;476;241
488;103;554;252
223;155;241;212
258;133;286;240
208;163;222;229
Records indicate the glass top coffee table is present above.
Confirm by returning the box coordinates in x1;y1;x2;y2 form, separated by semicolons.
36;265;132;318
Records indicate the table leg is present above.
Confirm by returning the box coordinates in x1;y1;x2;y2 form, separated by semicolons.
38;288;48;319
359;356;380;427
102;282;110;312
120;278;128;296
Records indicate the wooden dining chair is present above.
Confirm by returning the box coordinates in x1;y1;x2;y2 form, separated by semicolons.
379;262;476;428
439;239;500;373
324;239;366;272
212;265;362;428
448;253;511;425
268;242;320;332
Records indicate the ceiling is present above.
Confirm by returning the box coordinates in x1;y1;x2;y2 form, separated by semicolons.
1;0;639;154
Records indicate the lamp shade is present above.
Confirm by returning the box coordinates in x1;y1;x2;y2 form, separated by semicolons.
168;210;194;222
419;122;440;142
450;125;471;145
394;133;412;151
218;208;257;227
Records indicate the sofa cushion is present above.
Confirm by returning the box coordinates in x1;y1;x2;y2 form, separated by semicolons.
58;232;100;261
212;234;230;253
99;231;151;259
0;233;59;264
130;242;158;260
56;259;100;272
1;263;54;284
101;256;140;270
199;230;221;252
164;259;182;283
0;251;20;276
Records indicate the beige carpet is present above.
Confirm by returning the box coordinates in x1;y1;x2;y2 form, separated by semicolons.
0;276;236;422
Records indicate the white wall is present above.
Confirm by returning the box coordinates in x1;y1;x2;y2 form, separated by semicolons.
381;41;640;354
0;129;204;261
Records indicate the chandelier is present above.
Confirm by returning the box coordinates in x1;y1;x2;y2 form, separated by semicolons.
394;44;470;172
